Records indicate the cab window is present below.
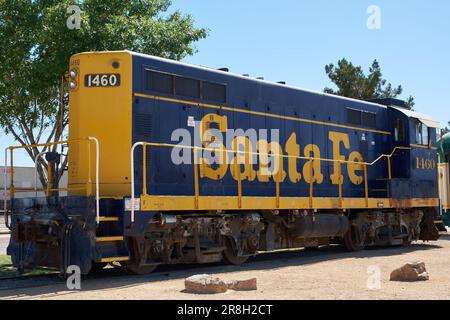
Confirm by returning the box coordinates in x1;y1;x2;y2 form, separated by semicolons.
394;119;405;142
415;121;429;145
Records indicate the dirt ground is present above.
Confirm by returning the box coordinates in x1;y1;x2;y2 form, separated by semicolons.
1;236;450;300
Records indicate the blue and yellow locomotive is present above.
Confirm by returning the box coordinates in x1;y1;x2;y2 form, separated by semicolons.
6;51;445;274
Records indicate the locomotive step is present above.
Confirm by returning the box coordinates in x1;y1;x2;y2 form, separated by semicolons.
96;236;125;243
100;256;130;263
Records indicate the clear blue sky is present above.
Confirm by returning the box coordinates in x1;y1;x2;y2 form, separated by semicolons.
1;0;449;166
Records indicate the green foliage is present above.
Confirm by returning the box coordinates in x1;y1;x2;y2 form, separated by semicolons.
0;254;54;278
0;0;207;186
324;58;414;110
442;122;450;135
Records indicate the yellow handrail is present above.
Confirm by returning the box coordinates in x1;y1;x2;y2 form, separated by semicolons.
129;141;411;222
137;142;410;167
7;138;92;198
4;137;101;222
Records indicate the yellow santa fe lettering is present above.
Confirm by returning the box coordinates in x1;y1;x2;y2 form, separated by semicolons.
199;114;228;180
329;131;350;185
230;136;257;181
285;133;301;183
303;144;324;184
347;151;364;185
257;140;286;183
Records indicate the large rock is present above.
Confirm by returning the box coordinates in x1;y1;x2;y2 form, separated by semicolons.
185;274;228;294
390;262;429;282
226;278;257;291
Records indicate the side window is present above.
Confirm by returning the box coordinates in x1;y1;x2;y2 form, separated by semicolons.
202;81;226;103
394;119;405;142
422;123;429;145
144;69;227;103
175;76;200;99
346;108;376;128
362;111;376;128
145;70;174;95
347;108;362;125
415;121;430;145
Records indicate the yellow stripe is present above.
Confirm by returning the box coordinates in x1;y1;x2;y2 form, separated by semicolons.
100;256;129;263
96;236;124;243
134;93;391;135
140;195;439;212
410;144;437;150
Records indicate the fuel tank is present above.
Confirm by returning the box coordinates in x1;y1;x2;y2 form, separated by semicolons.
289;214;349;239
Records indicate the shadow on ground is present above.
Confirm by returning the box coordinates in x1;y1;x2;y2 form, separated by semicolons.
0;241;443;299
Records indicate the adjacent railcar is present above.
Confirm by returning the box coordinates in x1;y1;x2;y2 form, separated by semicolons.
6;51;445;274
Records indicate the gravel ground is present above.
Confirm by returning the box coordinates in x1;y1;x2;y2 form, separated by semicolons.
1;236;450;300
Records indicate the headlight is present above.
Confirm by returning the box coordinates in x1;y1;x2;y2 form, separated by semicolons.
70;82;76;90
70;70;77;79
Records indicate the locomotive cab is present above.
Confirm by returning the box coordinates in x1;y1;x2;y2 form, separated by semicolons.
387;105;440;200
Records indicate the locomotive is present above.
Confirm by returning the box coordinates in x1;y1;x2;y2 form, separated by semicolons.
5;51;446;275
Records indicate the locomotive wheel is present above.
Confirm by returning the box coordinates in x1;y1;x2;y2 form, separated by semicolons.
222;237;249;266
124;263;157;275
344;225;365;252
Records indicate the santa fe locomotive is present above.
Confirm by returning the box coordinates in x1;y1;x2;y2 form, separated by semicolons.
5;51;447;274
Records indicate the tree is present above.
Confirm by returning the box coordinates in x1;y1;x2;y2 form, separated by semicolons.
0;0;207;189
324;58;415;110
442;122;450;136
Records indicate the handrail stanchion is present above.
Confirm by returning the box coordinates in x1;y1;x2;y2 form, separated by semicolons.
309;158;314;209
338;160;343;208
3;148;9;229
142;144;148;196
388;156;392;180
193;148;199;209
275;154;280;209
86;139;92;197
9;148;14;200
88;137;100;224
130;142;144;224
364;163;369;207
445;163;450;209
235;141;243;209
